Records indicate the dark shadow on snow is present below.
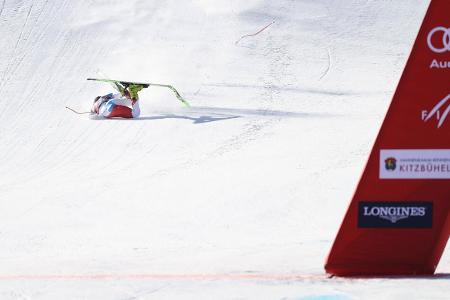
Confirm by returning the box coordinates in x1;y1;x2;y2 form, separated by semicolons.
136;114;240;124
190;106;337;118
89;105;338;124
90;113;240;124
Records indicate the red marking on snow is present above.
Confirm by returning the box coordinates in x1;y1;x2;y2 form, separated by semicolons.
235;21;275;45
0;273;327;281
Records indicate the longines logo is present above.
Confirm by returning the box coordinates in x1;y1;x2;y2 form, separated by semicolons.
358;202;433;228
422;94;450;128
427;26;450;69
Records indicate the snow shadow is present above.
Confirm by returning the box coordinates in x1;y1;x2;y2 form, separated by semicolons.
190;106;337;118
89;106;336;124
88;112;239;124
137;106;335;124
136;114;240;124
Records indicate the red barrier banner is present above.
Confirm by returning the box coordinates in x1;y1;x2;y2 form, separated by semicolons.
325;0;450;276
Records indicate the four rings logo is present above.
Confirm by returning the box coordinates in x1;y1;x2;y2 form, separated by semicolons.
427;26;450;53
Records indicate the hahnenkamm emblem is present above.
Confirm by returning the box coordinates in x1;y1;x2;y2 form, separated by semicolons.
385;157;397;171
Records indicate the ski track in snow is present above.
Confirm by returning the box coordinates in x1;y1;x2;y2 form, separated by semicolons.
0;0;5;18
319;48;332;80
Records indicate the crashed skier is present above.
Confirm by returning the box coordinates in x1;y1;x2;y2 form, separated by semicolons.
74;78;190;118
91;82;144;119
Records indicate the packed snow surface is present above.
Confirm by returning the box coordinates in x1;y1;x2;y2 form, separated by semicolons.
0;0;448;299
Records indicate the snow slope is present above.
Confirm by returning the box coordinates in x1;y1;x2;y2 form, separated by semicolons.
0;0;448;299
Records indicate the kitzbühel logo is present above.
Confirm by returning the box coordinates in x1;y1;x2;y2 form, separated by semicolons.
422;94;450;128
358;202;433;228
380;150;450;179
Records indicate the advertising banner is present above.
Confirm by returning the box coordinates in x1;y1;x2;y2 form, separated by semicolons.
325;0;450;276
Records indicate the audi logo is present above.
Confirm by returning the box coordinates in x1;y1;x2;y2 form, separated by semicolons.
427;26;450;53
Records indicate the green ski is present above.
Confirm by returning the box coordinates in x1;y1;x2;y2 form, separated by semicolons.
87;78;190;107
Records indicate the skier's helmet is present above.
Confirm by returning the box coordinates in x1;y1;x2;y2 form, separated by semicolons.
91;96;108;114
